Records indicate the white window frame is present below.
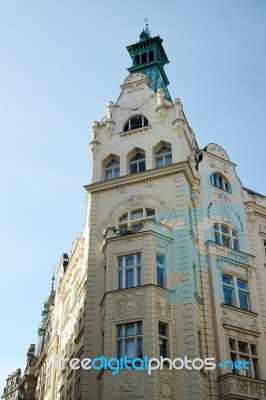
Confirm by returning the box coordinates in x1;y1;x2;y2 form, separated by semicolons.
155;146;172;168
156;253;166;288
222;274;250;310
104;159;120;180
117;253;141;289
124;115;148;132
228;338;260;379
158;322;168;358
213;223;239;251
129;152;146;174
210;173;231;193
118;208;155;233
116;321;143;359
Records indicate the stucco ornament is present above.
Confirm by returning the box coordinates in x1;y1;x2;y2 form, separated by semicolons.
112;374;145;400
112;292;145;320
157;370;176;400
155;291;172;319
206;143;230;161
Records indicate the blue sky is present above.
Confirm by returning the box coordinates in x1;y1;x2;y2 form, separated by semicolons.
1;0;266;389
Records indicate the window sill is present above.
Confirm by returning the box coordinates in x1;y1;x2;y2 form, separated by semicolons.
120;125;150;137
221;303;258;317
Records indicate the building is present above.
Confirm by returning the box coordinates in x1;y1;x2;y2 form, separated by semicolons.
3;26;266;400
1;369;22;400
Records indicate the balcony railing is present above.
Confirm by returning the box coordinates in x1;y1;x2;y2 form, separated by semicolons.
219;373;266;399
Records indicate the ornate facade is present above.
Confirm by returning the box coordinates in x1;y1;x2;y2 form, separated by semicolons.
2;26;266;400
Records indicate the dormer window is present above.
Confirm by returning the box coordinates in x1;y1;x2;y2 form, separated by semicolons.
155;146;172;167
124;115;148;132
104;159;120;180
210;173;231;193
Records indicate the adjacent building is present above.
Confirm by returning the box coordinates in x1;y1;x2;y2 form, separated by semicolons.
3;26;266;400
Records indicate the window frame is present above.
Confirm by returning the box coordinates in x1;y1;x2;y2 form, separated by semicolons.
155;146;173;168
116;321;143;360
117;253;141;289
124;115;148;132
158;322;168;358
222;274;250;311
104;158;120;180
156;253;166;288
228;338;260;379
118;208;155;233
213;222;240;251
210;173;231;193
129;152;146;174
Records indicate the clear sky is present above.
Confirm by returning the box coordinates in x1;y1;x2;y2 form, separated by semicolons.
1;0;266;390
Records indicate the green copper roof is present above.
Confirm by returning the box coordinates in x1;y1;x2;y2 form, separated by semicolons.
126;27;171;101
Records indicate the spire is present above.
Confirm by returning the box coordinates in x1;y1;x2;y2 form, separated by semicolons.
126;27;171;101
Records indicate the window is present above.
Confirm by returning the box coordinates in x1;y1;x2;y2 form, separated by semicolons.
156;254;166;288
263;239;266;255
155;146;172;168
210;173;231;192
213;223;239;250
118;253;141;289
129;153;146;174
228;338;259;379
117;322;142;359
104;159;120;180
158;323;168;358
124;115;148;132
193;264;198;295
222;274;250;310
118;208;155;234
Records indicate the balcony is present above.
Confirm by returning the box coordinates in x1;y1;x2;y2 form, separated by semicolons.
219;374;266;399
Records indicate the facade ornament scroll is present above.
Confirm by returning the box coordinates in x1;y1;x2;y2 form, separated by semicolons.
157;370;176;400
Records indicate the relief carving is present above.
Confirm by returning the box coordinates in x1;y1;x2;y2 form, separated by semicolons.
155;291;172;319
222;310;259;333
157;370;176;400
112;374;145;400
113;293;145;320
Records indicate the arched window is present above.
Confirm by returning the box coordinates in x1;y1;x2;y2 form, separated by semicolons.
129;153;146;174
213;222;239;250
210;173;231;193
104;159;120;180
155;146;172;167
141;52;147;64
135;55;140;66
124;115;148;132
149;50;154;62
118;208;155;233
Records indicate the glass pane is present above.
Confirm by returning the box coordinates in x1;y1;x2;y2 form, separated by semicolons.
156;156;163;168
124;122;129;132
239;292;249;310
157;254;165;266
132;153;145;161
214;232;220;244
139;160;146;172
222;236;230;247
137;266;141;286
213;223;219;231
117;325;122;338
131;210;143;220
125;255;134;266
137;337;143;358
238;342;247;353
114;167;120;178
119;214;128;223
218;176;223;189
146;209;155;217
223;287;234;306
157;267;165;288
104;170;112;180
229;340;235;350
143;117;148;126
222;275;232;285
130;116;143;129
158;323;167;336
159;339;167;358
233;240;239;251
125;338;135;359
237;280;247;290
126;268;134;287
118;269;123;289
137;322;142;335
250;345;257;356
136;253;141;264
130;163;138;174
165;154;172;165
221;225;229;234
125;324;135;336
213;174;218;187
117;340;122;358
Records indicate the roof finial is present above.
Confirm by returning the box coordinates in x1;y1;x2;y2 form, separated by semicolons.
51;267;55;293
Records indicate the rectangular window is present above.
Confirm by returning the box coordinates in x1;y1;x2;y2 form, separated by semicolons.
193;264;198;295
222;275;250;310
198;331;203;358
156;254;166;288
117;253;141;289
116;322;142;359
213;223;239;250
158;323;168;358
228;338;259;379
